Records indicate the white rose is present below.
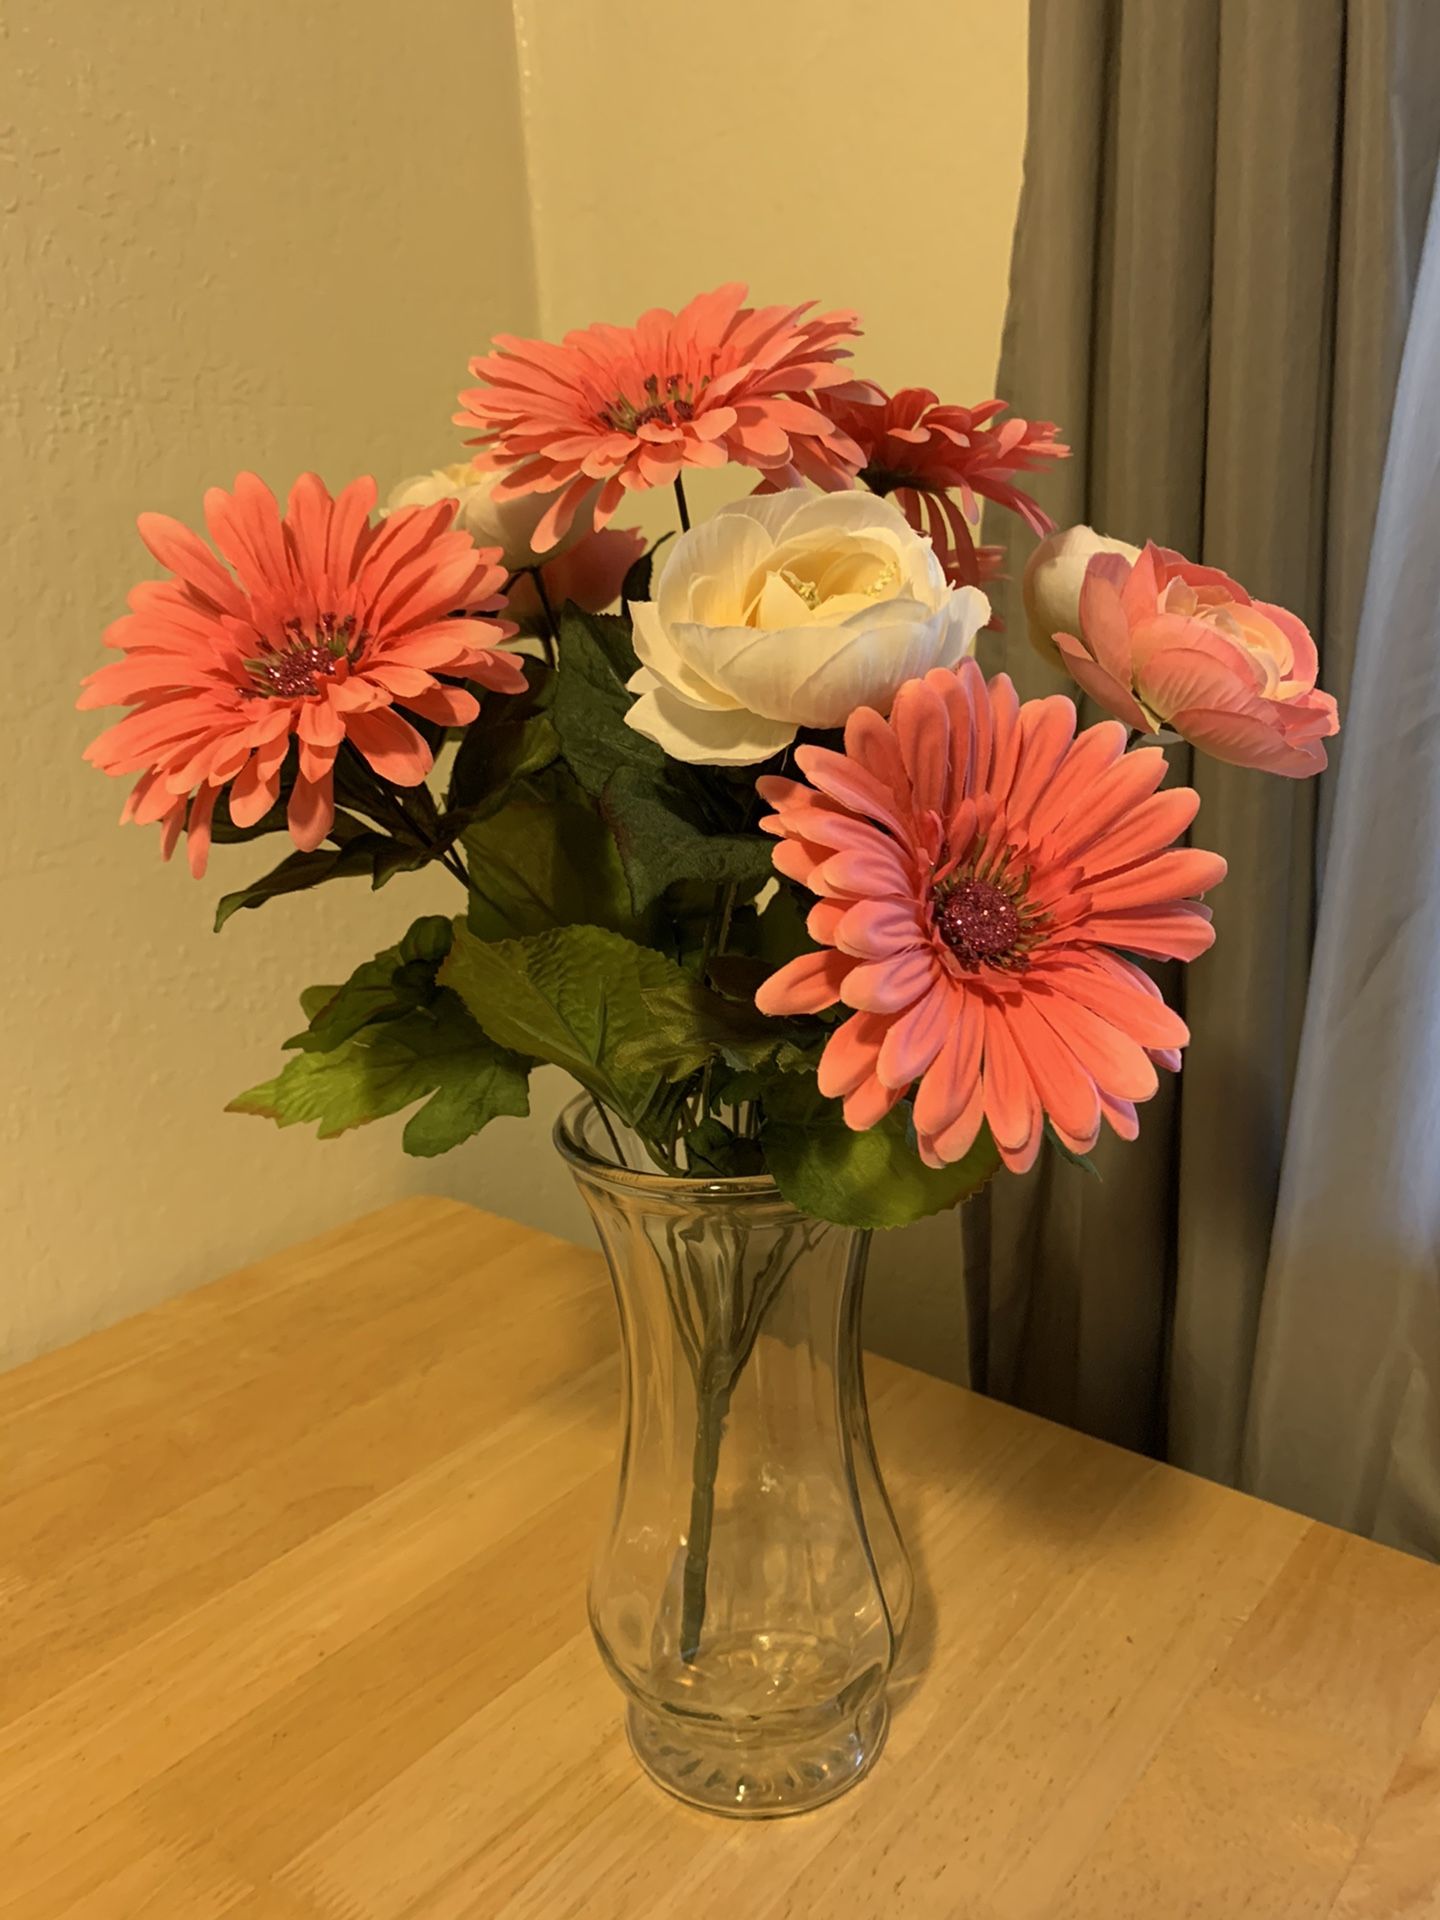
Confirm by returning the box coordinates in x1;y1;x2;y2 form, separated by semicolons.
1022;524;1140;668
385;463;593;570
624;490;989;765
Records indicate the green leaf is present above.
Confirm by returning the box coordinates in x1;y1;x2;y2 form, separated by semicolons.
235;916;531;1157
298;982;341;1022
570;605;641;682
551;607;662;797
711;1039;817;1111
395;1001;531;1156
287;916;454;1053
682;1116;767;1178
228;991;530;1157
445;657;559;827
620;532;673;609
761;1077;1000;1228
601;764;776;912
209;781;294;846
753;884;813;967
549;606;777;918
213;824;429;931
704;954;771;1002
460;770;639;940
443;921;750;1130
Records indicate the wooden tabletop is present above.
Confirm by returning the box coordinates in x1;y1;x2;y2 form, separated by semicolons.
3;1198;1439;1919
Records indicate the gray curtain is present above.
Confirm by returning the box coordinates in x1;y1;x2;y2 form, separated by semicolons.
967;0;1440;1488
1243;171;1440;1559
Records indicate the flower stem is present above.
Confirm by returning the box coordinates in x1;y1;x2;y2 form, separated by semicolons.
336;742;469;889
592;1096;628;1169
673;475;691;534
675;1225;808;1665
680;1365;734;1664
693;879;738;1129
528;566;560;669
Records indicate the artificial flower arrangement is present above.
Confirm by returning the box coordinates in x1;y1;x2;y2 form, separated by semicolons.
80;282;1336;1215
79;283;1339;1816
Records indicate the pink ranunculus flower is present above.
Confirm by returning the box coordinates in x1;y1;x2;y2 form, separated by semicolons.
456;284;872;551
755;661;1225;1173
1042;538;1340;778
1022;524;1140;667
80;473;525;876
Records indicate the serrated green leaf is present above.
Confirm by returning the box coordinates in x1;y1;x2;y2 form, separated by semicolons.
395;1003;531;1156
460;771;639;940
443;921;741;1130
228;991;530;1156
601;764;775;912
286;916;454;1053
571;605;641;682
298;982;341;1022
761;1077;1000;1228
445;657;559;827
213;826;430;931
711;1038;817;1111
442;922;696;1126
442;921;809;1142
551;607;662;797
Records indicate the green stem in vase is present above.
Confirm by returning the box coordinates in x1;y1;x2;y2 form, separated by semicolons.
676;1225;810;1665
680;1361;735;1664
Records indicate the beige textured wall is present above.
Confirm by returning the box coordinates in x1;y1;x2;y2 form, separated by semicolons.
4;0;1028;1371
2;0;575;1368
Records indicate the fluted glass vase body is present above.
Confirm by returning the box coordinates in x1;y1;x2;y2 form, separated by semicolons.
556;1100;912;1818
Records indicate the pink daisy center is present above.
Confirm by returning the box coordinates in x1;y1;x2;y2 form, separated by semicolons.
243;615;363;700
934;874;1025;969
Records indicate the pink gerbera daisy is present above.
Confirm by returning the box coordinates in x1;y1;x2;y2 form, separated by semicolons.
755;661;1225;1173
80;472;524;877
456;284;871;551
814;386;1068;590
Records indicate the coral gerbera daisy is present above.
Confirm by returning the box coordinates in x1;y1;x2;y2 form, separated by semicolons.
814;386;1068;590
754;661;1225;1173
80;472;523;877
455;284;871;551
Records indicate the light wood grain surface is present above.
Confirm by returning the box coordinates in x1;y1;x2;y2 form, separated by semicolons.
2;1198;1438;1918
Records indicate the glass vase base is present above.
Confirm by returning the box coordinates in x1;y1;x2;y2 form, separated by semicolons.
626;1686;890;1819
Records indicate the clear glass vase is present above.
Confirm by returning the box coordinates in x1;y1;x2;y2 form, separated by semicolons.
555;1098;913;1817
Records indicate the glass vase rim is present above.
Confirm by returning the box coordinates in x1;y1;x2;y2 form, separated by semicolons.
553;1095;785;1203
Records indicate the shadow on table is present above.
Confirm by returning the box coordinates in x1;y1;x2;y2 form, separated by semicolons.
887;1482;940;1716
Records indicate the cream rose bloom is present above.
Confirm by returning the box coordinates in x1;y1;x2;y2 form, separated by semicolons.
1022;524;1140;668
624;490;989;765
385;463;592;570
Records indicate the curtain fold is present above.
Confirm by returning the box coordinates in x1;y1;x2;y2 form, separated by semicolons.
1242;168;1440;1559
967;0;1440;1493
